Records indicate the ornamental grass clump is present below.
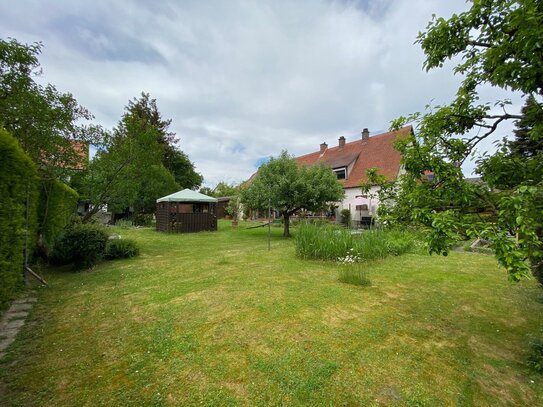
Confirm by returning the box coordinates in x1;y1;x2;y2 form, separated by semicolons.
295;223;416;262
295;222;352;260
337;250;371;286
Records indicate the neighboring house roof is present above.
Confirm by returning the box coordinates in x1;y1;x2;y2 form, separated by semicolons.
41;140;89;171
157;189;218;203
296;126;412;188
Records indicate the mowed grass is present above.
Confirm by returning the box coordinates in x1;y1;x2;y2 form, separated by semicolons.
2;221;543;406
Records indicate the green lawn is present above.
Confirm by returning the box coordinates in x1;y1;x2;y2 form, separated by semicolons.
1;221;543;406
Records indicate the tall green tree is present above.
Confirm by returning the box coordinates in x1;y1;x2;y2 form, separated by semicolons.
82;97;178;221
125;92;202;189
388;0;543;282
0;38;101;177
1;38;102;254
241;151;344;237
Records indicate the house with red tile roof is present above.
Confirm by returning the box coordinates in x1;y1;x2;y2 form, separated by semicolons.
295;125;412;223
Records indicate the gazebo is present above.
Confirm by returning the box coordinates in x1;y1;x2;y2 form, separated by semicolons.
156;189;218;233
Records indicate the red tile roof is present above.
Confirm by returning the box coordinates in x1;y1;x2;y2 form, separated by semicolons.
296;126;412;188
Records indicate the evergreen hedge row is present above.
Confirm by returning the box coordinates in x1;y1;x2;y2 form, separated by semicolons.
39;179;78;253
0;129;38;307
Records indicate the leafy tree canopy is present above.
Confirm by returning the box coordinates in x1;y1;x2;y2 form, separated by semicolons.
81;95;179;220
241;151;344;237
385;0;543;282
122;92;202;190
0;38;102;178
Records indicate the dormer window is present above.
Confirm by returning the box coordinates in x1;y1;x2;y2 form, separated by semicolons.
333;167;347;180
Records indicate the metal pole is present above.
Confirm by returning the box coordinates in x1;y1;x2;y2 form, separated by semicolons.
24;187;29;284
268;198;271;251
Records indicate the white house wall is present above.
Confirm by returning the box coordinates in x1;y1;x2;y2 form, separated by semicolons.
338;186;381;221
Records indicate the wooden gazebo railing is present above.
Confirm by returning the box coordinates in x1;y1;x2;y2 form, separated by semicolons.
156;201;217;233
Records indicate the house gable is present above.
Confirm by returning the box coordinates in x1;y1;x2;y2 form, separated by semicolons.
295;125;411;187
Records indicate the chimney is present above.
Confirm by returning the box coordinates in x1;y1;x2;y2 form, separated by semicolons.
338;136;345;148
361;128;370;142
320;142;328;154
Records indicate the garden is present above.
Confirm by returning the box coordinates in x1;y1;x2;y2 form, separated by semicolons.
1;220;543;406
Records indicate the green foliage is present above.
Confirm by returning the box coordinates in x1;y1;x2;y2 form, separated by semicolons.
295;223;415;262
125;92;202;190
51;223;109;270
165;149;202;190
338;265;371;286
0;129;38;306
225;194;242;221
388;1;543;282
337;251;371;286
241;151;344;237
212;181;239;198
0;38;101;178
82;95;180;220
115;219;134;229
105;239;140;260
133;213;154;227
527;339;543;374
340;209;351;227
38;179;78;253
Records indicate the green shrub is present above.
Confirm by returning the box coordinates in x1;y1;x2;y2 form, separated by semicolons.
0;129;38;307
340;209;351;227
105;239;140;260
133;213;154;227
38;179;79;254
51;223;109;270
295;222;416;262
527;339;543;373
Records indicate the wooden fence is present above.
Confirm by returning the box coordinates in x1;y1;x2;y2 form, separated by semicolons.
156;211;217;233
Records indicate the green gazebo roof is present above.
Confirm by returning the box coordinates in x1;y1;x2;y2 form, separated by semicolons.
156;189;218;203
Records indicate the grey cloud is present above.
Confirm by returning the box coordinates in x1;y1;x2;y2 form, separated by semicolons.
48;15;164;63
0;0;521;187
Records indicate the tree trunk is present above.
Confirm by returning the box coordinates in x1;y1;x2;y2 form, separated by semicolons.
81;205;101;223
283;213;290;237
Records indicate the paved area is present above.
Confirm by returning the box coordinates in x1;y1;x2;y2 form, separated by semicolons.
0;296;36;359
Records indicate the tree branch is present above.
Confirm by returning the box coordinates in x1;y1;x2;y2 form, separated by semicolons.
467;40;491;48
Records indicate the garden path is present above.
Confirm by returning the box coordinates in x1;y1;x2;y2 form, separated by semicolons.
0;295;36;359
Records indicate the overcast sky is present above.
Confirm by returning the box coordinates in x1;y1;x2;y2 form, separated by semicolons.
0;0;523;187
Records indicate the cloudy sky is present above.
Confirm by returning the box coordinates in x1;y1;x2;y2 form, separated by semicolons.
0;0;523;186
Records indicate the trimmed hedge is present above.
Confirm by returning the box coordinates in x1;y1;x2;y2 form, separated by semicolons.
0;129;38;307
38;179;79;253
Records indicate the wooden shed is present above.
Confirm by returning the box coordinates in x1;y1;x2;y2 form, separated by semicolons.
156;189;218;233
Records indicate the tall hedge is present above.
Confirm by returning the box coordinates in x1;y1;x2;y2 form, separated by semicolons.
38;179;78;253
0;129;38;307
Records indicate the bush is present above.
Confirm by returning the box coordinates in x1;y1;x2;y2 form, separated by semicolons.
0;129;38;307
38;179;79;254
105;239;140;260
528;339;543;373
133;213;154;227
51;223;109;270
340;209;351;227
295;222;416;262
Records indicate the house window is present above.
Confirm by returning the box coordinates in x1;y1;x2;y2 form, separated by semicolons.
333;168;347;180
